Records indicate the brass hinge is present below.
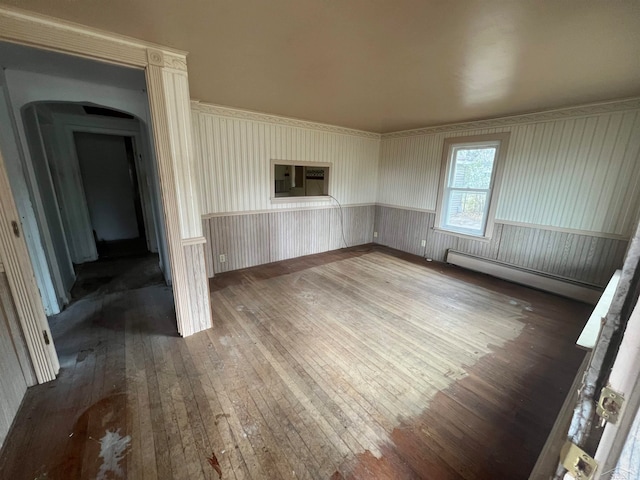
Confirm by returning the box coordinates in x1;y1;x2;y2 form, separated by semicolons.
43;330;50;345
560;441;597;480
596;385;624;424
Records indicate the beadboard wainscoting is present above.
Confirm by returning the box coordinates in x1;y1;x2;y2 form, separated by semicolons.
374;205;627;288
203;205;375;276
0;272;34;450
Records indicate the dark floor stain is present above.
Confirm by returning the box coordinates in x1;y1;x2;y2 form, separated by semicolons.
70;253;163;302
50;393;127;479
336;297;589;479
207;451;222;478
76;348;94;362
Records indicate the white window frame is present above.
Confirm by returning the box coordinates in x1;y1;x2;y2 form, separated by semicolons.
270;159;332;203
434;133;510;240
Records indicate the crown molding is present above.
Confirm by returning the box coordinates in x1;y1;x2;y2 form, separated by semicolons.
382;97;640;139
191;101;381;140
0;5;188;68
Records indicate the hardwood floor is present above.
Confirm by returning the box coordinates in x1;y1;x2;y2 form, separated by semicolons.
0;246;590;479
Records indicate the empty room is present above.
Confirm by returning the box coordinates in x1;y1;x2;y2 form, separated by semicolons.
0;1;640;479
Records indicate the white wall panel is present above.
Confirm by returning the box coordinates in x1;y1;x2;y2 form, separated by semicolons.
378;109;640;236
377;127;508;210
192;107;380;214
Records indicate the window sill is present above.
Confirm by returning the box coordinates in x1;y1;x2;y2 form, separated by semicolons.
431;227;492;243
270;196;332;204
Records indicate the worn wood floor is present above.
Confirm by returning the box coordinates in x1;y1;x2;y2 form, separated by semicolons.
0;246;590;479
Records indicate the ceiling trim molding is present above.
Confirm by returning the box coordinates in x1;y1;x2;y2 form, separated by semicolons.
191;101;381;139
0;5;188;69
382;97;640;139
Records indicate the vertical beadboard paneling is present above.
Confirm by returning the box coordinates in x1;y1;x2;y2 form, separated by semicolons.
378;109;640;236
192;109;380;214
421;212;503;262
0;272;28;450
329;205;375;250
162;69;202;239
376;206;626;287
182;242;212;332
496;224;627;286
374;205;430;256
269;209;332;262
203;205;374;276
207;213;270;274
377;127;510;210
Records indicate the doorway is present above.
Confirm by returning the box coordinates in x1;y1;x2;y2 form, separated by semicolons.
0;9;211;391
74;133;147;259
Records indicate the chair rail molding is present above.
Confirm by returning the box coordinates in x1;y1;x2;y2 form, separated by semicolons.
0;4;211;382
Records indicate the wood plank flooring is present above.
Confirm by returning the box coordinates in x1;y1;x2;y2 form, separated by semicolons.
0;246;591;479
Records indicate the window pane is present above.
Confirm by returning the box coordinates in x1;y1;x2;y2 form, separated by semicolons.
445;190;488;232
450;147;496;189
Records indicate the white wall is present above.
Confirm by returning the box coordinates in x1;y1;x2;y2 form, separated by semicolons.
378;107;640;238
192;104;381;215
0;67;171;312
0;71;60;314
23;107;75;304
75;132;140;241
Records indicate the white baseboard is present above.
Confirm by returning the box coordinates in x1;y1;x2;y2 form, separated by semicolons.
445;250;602;305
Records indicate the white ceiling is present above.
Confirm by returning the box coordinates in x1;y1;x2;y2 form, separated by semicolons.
2;0;640;133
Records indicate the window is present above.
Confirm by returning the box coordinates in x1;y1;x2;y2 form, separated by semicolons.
435;134;509;238
271;161;331;200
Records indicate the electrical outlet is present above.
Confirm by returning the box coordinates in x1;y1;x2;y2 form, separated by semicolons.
373;231;378;238
421;239;426;247
219;254;227;263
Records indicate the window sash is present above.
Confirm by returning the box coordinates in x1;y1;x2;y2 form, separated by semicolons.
442;187;492;235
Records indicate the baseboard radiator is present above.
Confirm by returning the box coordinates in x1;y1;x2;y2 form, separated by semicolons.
445;250;602;305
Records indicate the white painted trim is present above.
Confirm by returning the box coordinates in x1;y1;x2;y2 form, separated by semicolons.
431;227;492;243
192;101;381;139
201;203;375;219
375;203;436;214
382;97;640;138
270;159;333;201
181;236;206;246
0;6;187;66
270;196;333;204
446;250;602;304
593;297;640;478
434;133;510;241
577;270;621;349
496;220;630;241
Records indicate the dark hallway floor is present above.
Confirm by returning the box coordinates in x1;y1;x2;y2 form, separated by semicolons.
70;253;164;300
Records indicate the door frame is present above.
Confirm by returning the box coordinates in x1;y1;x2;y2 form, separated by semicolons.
0;6;211;383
